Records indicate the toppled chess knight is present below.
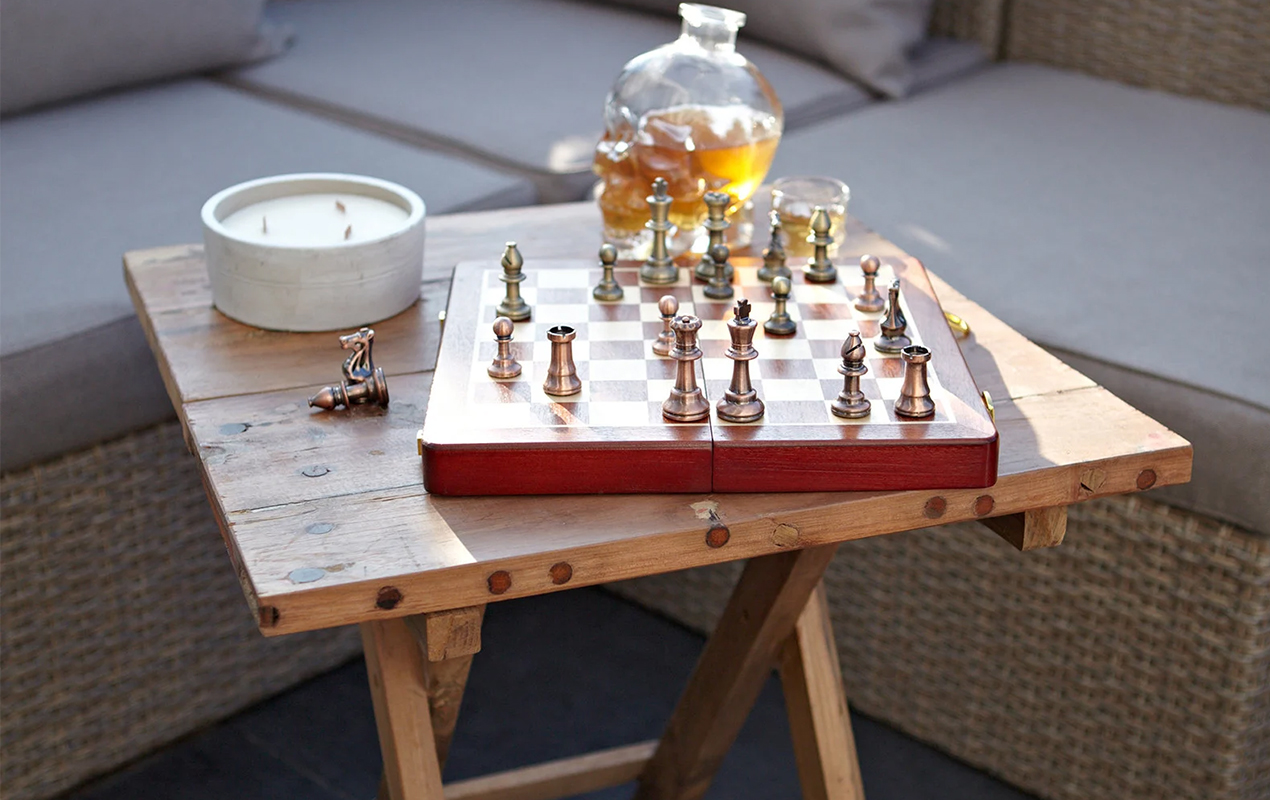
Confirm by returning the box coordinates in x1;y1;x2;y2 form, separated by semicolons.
309;327;390;410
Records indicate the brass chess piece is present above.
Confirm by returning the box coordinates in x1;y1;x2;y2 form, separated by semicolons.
694;191;733;282
764;275;797;336
309;327;390;410
757;210;790;283
593;243;624;301
804;206;837;283
662;314;710;422
543;325;582;396
652;294;679;357
895;345;936;419
703;243;735;300
640;177;678;285
497;242;531;321
855;254;885;313
831;330;871;418
487;316;522;379
874;278;911;354
716;299;764;423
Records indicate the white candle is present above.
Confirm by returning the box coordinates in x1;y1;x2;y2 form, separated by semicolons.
219;192;410;246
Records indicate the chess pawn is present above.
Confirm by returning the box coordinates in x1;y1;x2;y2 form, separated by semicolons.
830;330;870;418
803;206;837;283
487;316;522;379
593;243;624;301
874;278;911;354
662;315;710;422
703;243;735;300
764;275;797;336
717;299;764;423
757;210;790;283
543;325;582;396
497;242;531;321
854;254;885;313
652;294;679;357
640;177;678;285
694;191;734;282
894;345;936;419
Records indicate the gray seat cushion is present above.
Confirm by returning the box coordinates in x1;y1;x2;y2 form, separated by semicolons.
0;79;536;471
772;64;1270;533
226;0;986;199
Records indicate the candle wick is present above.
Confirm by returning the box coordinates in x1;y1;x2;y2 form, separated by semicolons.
335;200;346;213
344;224;352;241
262;215;267;234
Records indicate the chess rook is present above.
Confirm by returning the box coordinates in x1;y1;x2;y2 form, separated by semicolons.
757;210;790;283
487;316;522;379
593;243;624;301
895;345;936;418
764;275;797;336
854;254;885;313
831;330;870;418
694;191;734;282
640;177;678;284
543;325;582;396
703;243;735;299
662;314;710;422
652;294;678;357
803;206;837;283
717;299;764;423
874;278;911;353
497;242;531;321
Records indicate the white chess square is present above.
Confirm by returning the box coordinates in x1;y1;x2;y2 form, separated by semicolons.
758;337;813;359
797;284;849;305
762;379;823;401
482;286;538;308
589;359;648;381
701;357;734;382
536;304;590;325
639;300;697;321
529;381;591;408
698;319;730;341
801;320;849;340
589;401;653;428
536;270;592;288
588;321;645;341
813;358;844;380
647;379;676;401
474;403;537;429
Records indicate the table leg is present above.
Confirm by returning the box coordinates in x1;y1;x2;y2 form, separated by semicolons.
635;543;840;800
778;583;865;800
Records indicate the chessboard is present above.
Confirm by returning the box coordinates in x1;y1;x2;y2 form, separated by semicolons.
420;256;998;495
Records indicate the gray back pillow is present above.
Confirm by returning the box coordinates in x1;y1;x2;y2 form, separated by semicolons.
0;0;287;116
607;0;935;98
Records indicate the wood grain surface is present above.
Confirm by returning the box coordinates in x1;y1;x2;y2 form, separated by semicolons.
124;201;1192;636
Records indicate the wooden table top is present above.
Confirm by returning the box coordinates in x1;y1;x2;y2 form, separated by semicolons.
125;202;1191;637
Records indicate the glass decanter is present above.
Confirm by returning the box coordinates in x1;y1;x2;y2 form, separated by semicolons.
594;3;783;257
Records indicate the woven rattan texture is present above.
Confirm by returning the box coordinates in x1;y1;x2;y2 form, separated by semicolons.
929;0;1007;57
0;422;363;800
610;495;1270;800
1005;0;1270;111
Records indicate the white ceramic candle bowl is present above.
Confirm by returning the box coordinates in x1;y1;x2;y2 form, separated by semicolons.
202;173;426;331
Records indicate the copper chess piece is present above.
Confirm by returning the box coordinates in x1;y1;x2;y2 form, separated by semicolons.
764;275;797;336
716;299;764;423
543;325;582;396
854;254;885;313
874;279;911;354
894;345;936;419
487;316;522;379
803;206;837;283
831;330;870;418
593;243;624;301
309;327;390;410
703;243;735;300
662;314;710;422
640;177;678;285
497;242;531;321
694;191;734;282
757;210;790;283
652;294;679;357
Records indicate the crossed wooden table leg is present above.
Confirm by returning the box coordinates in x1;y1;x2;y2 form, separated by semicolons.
363;543;864;800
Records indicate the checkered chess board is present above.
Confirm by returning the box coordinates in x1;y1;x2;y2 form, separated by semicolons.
421;256;997;495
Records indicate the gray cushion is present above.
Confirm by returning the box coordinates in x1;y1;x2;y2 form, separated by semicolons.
772;64;1270;533
0;79;536;471
0;0;287;115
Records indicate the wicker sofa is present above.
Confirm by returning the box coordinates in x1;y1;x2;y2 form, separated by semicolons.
2;1;1266;799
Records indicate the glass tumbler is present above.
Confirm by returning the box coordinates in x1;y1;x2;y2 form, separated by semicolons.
771;176;849;258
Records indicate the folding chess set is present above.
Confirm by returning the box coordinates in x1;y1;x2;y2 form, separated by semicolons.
420;184;998;496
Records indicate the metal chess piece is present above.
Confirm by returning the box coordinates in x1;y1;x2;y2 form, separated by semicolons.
894;345;936;419
854;254;885;313
830;330;870;418
662;314;710;422
717;299;764;423
703;243;735;300
309;327;390;410
652;294;679;357
640;177;678;285
694;191;733;282
487;316;522;379
497;242;531;321
543;325;582;396
593;243;624;302
757;210;790;283
874;278;911;354
764;275;797;336
803;206;837;283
